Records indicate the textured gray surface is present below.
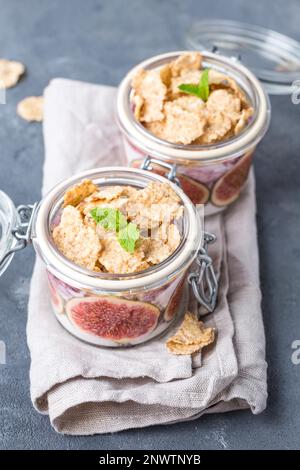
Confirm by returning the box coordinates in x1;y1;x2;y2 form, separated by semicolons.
0;0;300;450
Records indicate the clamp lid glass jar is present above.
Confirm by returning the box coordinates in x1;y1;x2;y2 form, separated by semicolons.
0;167;218;347
116;50;271;213
186;19;300;95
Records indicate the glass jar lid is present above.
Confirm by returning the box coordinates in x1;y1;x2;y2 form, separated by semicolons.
186;19;300;94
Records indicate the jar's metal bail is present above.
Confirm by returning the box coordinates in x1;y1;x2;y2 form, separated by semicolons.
140;156;218;314
188;232;218;315
141;155;180;185
0;202;38;272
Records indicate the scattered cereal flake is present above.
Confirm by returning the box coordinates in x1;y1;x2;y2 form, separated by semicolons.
171;52;202;77
166;311;215;355
132;68;167;122
0;59;25;89
98;237;149;274
63;179;98;208
17;96;43;122
234;107;254;135
52;206;101;270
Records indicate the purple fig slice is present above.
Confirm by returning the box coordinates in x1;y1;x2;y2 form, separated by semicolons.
211;151;253;207
177;174;210;205
66;296;160;342
164;275;186;321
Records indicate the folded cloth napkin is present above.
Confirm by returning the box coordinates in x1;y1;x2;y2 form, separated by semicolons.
27;79;267;435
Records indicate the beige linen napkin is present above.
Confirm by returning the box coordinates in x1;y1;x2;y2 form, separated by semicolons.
27;79;267;435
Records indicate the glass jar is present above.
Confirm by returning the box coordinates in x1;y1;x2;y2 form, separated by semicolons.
0;167;218;347
116;50;271;214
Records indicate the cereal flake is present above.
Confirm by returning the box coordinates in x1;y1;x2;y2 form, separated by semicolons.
206;89;241;121
132;68;167;122
0;59;25;89
166;311;215;355
98;237;149;274
234;107;254;135
197;111;232;144
52;206;101;271
63;179;98;208
171;52;202;77
17;96;43;122
160;99;206;144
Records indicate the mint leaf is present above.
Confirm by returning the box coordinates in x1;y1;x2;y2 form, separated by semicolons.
117;222;140;254
178;83;202;97
178;68;210;101
90;207;140;254
90;207;127;232
198;68;210;101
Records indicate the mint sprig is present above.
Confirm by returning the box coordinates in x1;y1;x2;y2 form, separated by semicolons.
90;207;139;254
90;207;127;232
178;68;210;101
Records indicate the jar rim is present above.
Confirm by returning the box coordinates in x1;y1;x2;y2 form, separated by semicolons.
116;50;271;164
34;167;202;293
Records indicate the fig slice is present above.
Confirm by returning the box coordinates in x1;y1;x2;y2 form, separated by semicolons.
66;296;160;342
210;151;253;207
177;174;209;205
164;275;186;322
131;159;210;205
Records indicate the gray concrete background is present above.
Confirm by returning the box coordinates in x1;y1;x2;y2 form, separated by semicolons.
0;0;300;450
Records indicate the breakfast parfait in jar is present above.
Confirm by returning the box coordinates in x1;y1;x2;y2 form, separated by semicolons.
116;51;270;213
0;167;218;350
22;167;215;348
